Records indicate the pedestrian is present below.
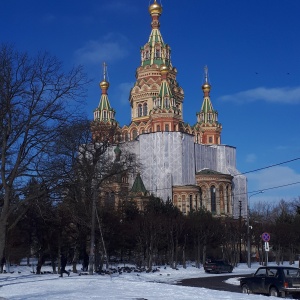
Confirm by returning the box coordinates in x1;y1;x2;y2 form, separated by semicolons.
59;254;70;277
1;257;6;273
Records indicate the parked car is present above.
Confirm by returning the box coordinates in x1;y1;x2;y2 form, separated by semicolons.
203;260;233;273
240;266;300;298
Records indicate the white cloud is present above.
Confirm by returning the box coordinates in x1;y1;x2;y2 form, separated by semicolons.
247;166;300;196
74;33;130;65
219;86;300;104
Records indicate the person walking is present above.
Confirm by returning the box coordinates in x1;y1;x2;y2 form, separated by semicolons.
59;254;70;277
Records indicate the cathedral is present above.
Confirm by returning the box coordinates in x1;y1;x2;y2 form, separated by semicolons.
91;0;247;218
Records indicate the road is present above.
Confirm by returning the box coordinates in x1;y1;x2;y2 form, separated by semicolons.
177;273;251;294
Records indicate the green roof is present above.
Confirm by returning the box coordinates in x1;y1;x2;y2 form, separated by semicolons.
130;173;148;195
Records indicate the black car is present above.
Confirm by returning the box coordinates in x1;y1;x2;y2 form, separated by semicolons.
240;266;300;298
203;260;233;273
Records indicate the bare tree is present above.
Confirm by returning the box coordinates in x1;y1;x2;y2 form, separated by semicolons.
0;44;88;263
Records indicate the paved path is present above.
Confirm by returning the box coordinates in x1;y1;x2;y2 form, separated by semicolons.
177;274;251;294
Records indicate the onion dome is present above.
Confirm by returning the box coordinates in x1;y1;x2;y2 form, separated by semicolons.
202;65;211;94
202;81;211;93
100;80;109;90
160;64;169;75
149;0;162;16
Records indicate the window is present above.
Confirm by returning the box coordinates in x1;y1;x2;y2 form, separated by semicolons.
165;124;169;132
124;132;129;141
138;104;143;117
157;125;160;131
143;103;147;116
189;195;193;212
255;268;267;277
199;188;203;207
226;186;230;213
220;186;224;213
211;186;216;213
155;49;160;58
209;136;213;143
104;192;115;207
173;195;178;205
132;129;138;139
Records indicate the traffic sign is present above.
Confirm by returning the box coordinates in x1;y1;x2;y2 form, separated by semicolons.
265;242;270;252
262;232;270;242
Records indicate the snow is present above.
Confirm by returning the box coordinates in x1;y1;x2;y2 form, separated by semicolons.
0;261;298;299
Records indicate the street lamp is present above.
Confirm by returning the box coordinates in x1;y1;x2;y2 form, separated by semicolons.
247;191;264;268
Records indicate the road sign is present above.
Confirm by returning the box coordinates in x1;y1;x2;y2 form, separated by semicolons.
265;242;269;252
262;232;270;242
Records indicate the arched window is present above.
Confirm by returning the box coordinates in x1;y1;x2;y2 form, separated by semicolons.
132;129;138;139
138;104;143;117
157;125;160;131
165;98;169;108
182;195;186;214
210;185;216;213
143;103;147;116
104;192;115;207
173;194;178;206
220;186;224;213
124;132;128;141
103;111;107;120
155;48;160;58
226;185;230;213
199;188;203;207
165;124;169;132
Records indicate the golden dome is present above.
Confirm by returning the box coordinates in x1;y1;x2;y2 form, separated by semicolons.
99;80;109;89
202;82;211;92
149;0;162;15
160;64;169;75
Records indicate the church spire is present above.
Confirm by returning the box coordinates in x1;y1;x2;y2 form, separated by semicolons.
93;62;116;124
196;66;222;144
140;0;171;68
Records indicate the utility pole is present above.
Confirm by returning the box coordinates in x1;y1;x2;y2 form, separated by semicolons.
247;191;264;268
239;200;242;263
89;187;96;275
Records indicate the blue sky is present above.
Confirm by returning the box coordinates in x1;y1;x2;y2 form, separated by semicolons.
3;0;300;206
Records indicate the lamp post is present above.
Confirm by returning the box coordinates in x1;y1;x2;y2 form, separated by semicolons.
247;191;264;268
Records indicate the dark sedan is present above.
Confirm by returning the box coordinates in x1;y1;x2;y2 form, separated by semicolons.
203;260;233;274
240;266;300;298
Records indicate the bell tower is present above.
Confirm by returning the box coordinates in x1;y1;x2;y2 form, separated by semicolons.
196;66;222;144
129;0;184;132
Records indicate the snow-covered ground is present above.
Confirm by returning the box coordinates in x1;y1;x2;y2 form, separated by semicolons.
0;261;298;299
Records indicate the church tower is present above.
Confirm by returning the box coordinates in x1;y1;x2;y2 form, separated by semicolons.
128;0;184;135
195;66;222;145
91;63;118;142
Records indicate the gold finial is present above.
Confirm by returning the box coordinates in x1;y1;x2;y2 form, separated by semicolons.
160;64;169;75
149;0;162;16
99;62;109;90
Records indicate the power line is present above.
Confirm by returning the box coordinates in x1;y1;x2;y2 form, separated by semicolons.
248;181;300;195
237;157;300;175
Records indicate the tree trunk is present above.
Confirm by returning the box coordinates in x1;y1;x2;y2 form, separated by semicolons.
72;247;79;273
196;236;201;269
36;253;45;274
88;190;96;275
0;192;10;266
202;244;207;266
